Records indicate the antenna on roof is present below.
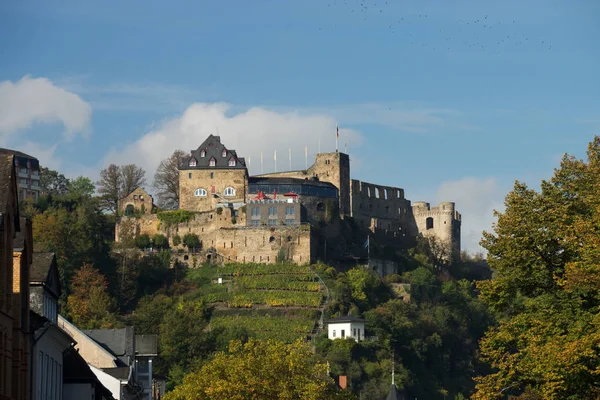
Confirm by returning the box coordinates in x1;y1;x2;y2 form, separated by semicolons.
215;126;220;135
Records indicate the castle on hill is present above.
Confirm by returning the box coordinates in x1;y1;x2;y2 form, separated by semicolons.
115;134;461;266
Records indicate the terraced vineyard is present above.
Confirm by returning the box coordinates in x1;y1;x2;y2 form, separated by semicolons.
186;263;326;342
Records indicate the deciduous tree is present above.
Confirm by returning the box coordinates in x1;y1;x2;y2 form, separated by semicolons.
473;137;600;400
165;339;344;400
97;164;146;213
68;176;95;198
40;166;69;195
154;150;185;209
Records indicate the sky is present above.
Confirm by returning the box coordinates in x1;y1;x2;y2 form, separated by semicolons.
1;0;599;253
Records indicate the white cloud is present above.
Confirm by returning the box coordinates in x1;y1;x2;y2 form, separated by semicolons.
102;102;364;181
436;177;505;254
0;75;92;142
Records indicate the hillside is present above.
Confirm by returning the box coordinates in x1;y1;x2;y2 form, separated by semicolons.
186;262;328;343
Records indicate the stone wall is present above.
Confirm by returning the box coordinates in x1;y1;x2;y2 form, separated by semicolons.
179;168;248;212
412;201;461;260
118;187;154;215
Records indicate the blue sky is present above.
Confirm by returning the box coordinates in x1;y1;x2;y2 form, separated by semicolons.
1;0;599;252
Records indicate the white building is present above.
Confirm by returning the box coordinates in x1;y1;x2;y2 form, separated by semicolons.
326;316;365;342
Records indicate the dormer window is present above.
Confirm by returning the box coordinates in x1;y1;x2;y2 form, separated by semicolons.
228;157;236;167
200;149;206;158
222;149;227;157
209;157;216;167
189;158;197;167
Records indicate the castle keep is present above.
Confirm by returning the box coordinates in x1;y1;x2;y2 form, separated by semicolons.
116;135;461;264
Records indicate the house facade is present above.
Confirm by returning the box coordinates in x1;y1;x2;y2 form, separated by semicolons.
326;316;365;342
0;148;41;202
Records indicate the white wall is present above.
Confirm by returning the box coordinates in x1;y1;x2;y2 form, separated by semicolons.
64;383;93;400
90;365;124;400
32;328;72;400
327;322;365;342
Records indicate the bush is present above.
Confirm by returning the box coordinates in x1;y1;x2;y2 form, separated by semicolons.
216;207;223;215
183;233;201;249
153;234;169;249
134;234;151;249
172;234;182;246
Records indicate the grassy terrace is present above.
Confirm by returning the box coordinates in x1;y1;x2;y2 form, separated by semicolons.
185;263;324;342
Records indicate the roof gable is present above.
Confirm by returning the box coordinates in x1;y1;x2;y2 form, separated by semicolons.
180;134;247;170
30;252;61;298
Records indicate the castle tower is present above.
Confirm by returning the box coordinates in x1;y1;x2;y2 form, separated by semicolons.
178;135;248;212
309;152;351;217
412;201;461;261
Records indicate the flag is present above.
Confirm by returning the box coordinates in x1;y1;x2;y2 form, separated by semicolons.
336;124;339;139
363;236;369;249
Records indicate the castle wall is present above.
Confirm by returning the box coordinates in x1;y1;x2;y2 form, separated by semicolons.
179;169;248;212
412;201;462;260
118;187;154;215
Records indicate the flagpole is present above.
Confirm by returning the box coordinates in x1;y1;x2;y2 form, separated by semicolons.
289;148;292;171
336;124;339;153
260;152;263;174
274;150;277;172
248;156;251;174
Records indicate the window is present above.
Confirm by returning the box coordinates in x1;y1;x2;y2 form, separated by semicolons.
285;206;294;215
200;149;206;157
31;179;40;186
269;236;276;243
353;328;357;337
384;189;388;199
209;157;216;167
375;187;380;198
333;330;336;338
188;173;192;179
222;149;227;157
194;188;207;197
224;187;236;196
316;202;325;212
367;187;371;197
341;330;345;338
228;157;236;166
426;217;434;230
268;207;277;216
268;219;277;226
397;190;401;198
133;195;138;200
251;207;260;217
251;220;260;226
286;219;295;225
188;158;197;167
210;172;214;179
358;329;361;340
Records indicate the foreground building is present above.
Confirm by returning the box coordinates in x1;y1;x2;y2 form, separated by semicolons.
116;134;461;266
0;148;41;202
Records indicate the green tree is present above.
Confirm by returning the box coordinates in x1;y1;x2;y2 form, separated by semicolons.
153;234;169;249
97;164;146;213
68;176;95;198
182;233;200;249
172;234;182;246
165;339;346;400
134;233;151;249
473;137;600;400
40;166;69;195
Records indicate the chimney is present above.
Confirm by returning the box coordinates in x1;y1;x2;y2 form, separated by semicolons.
339;376;347;390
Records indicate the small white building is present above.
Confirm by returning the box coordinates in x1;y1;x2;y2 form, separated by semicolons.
326;316;365;342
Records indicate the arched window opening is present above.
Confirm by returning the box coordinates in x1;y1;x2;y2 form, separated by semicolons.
224;187;236;197
375;187;380;198
209;157;216;167
194;188;207;197
189;158;197;167
426;217;434;230
269;236;276;243
316;202;325;212
384;189;388;199
200;149;206;157
125;204;134;216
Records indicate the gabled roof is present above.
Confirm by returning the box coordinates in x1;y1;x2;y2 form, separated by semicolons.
84;326;135;367
326;315;365;324
30;252;61;297
180;134;247;170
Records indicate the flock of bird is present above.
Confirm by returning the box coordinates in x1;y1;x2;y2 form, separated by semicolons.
319;0;552;55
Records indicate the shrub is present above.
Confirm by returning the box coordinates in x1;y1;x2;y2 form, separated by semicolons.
183;233;201;249
172;234;182;246
216;207;223;215
152;234;169;249
157;210;196;228
134;234;151;249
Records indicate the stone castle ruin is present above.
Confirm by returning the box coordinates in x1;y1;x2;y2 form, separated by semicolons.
115;135;461;265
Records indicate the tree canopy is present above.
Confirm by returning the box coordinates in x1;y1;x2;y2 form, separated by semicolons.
473;137;600;399
154;149;186;209
96;163;146;213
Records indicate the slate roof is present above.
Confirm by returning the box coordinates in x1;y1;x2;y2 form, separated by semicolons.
64;349;101;382
249;176;337;189
101;367;131;381
325;315;365;323
30;253;56;282
180;134;247;170
84;327;135;367
0;148;39;169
